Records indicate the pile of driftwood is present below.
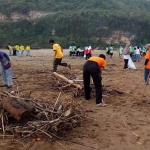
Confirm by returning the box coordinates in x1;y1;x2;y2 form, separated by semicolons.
0;91;86;141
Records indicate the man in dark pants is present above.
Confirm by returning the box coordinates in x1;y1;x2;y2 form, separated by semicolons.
49;39;71;72
83;54;107;107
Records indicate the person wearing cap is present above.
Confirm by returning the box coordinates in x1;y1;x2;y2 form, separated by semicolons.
83;54;107;107
49;39;71;72
144;44;150;84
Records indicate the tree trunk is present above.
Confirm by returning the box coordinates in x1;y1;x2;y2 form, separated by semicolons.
1;97;32;123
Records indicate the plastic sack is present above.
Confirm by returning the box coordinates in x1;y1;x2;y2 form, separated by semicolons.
128;57;136;69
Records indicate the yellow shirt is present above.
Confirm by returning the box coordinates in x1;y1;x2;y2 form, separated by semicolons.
20;45;24;50
15;45;19;50
53;43;63;58
8;45;12;50
26;46;30;50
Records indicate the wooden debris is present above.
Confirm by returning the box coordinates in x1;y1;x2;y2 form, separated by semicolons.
0;91;86;141
1;97;32;123
53;72;82;90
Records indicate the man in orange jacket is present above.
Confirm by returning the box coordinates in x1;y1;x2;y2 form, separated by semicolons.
83;54;107;107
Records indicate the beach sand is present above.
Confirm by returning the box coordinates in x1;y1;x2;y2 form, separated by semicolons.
0;49;150;150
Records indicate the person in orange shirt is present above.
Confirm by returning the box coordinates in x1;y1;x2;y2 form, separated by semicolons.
83;54;107;107
144;44;150;84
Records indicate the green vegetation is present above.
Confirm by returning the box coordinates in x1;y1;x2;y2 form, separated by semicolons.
0;0;150;48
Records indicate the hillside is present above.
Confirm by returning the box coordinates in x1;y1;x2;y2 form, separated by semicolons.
0;0;150;48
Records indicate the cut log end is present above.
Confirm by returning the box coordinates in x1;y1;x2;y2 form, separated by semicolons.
1;97;32;124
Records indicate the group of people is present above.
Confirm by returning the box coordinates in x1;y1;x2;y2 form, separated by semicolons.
1;39;150;108
51;40;106;107
122;44;150;85
119;45;146;62
69;45;93;59
8;43;31;56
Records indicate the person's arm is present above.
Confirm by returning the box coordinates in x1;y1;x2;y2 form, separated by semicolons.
3;53;10;61
144;59;149;65
100;66;104;75
53;50;56;59
3;53;12;65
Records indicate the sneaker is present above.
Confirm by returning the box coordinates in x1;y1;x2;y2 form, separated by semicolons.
96;103;107;107
7;85;12;89
68;64;71;70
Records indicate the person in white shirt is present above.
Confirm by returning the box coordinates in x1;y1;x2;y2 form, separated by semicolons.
69;45;72;57
77;46;84;57
134;46;141;62
123;45;130;69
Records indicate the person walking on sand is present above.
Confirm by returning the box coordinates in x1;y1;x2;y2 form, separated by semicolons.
135;46;141;62
144;44;150;85
83;54;107;107
26;44;31;56
119;46;123;58
109;45;114;58
123;45;130;69
20;44;25;56
15;44;20;56
49;39;71;72
0;50;13;88
7;43;13;56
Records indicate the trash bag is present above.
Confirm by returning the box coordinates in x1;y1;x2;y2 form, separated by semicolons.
128;57;136;69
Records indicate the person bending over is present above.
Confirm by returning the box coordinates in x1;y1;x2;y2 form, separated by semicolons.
83;54;107;107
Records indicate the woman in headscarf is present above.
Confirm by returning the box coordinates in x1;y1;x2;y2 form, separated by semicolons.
0;51;13;88
122;45;130;69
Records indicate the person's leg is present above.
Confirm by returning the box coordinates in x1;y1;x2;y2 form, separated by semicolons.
144;68;150;84
91;73;102;104
9;50;11;56
53;59;60;72
21;50;23;56
16;50;18;56
58;58;68;67
6;68;13;87
86;54;88;60
76;52;78;56
18;50;20;56
83;69;91;100
70;52;72;57
1;65;7;85
124;59;128;69
27;50;30;56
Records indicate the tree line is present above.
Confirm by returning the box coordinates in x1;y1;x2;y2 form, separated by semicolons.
0;0;150;48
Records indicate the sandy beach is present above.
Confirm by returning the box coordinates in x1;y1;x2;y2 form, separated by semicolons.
0;49;150;150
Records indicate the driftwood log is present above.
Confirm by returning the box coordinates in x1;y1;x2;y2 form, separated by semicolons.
0;91;87;141
53;72;82;90
1;97;32;123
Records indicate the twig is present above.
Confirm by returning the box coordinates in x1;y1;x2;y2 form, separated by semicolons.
1;111;5;139
50;132;96;149
53;92;61;110
56;141;68;150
